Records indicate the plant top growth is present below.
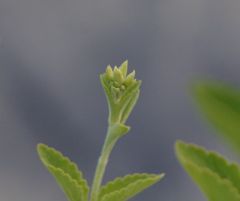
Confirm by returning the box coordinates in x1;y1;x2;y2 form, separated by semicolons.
37;62;240;201
37;61;164;201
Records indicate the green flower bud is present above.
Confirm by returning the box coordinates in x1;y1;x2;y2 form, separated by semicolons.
124;70;136;85
100;61;141;125
106;65;113;79
119;60;128;77
113;68;124;83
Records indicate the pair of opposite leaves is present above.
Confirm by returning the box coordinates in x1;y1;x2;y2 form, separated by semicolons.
37;144;163;201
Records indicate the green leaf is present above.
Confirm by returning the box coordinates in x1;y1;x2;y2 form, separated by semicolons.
105;123;130;147
37;144;89;201
120;90;140;124
99;173;164;201
176;141;240;201
193;82;240;152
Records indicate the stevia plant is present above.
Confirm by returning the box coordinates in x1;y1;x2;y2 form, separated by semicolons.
37;61;164;201
175;81;240;201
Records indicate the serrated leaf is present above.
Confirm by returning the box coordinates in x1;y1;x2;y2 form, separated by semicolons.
37;144;89;201
176;141;240;201
193;82;240;152
99;173;164;201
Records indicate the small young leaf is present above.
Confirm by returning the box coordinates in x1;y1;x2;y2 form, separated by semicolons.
176;141;240;201
120;90;140;124
99;173;164;201
193;82;240;152
37;144;89;201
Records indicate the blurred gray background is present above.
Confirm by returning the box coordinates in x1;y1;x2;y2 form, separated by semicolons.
1;0;240;201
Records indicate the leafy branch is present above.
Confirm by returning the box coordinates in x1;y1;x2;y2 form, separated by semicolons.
37;61;164;201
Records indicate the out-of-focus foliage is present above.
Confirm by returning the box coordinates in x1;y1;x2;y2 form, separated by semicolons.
176;141;240;201
176;81;240;201
193;82;240;152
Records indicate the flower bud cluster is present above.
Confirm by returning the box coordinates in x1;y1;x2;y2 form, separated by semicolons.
104;61;137;102
100;60;141;125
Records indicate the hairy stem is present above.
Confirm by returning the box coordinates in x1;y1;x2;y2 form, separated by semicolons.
90;124;128;201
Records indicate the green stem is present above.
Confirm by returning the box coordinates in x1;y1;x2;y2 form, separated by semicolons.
90;123;129;201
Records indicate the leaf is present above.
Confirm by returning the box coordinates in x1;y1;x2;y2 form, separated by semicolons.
176;141;240;201
193;82;240;152
37;144;89;201
99;173;164;201
120;90;140;124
